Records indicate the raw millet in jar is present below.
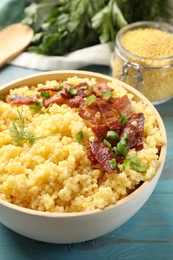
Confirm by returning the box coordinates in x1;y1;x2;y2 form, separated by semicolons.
113;27;173;102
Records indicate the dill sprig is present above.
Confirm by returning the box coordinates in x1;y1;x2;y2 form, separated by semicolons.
10;110;44;145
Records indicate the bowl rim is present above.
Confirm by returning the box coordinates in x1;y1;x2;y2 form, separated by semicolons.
0;70;167;217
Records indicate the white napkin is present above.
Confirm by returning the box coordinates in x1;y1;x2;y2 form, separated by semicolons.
9;42;114;70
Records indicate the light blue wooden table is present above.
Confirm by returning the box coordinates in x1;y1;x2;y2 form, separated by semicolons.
0;64;173;260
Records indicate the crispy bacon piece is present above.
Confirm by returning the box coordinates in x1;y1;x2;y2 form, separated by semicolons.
8;94;34;105
120;113;145;150
91;124;109;141
73;82;94;98
78;101;102;125
77;89;95;98
93;82;114;96
69;96;85;108
89;141;119;173
35;93;41;99
87;148;98;165
97;98;122;132
114;95;134;118
43;94;65;108
60;84;73;99
73;82;88;90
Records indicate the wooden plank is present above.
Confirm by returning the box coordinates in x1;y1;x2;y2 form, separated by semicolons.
0;194;173;260
0;64;173;259
153;117;173;194
156;98;173;118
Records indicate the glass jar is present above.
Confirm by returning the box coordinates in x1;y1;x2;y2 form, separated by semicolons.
112;21;173;105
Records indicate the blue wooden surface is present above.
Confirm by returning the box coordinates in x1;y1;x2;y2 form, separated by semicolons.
0;64;173;260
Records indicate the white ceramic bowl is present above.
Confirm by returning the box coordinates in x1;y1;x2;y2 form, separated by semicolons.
0;70;167;244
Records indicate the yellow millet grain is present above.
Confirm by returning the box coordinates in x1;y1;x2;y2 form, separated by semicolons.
121;28;173;59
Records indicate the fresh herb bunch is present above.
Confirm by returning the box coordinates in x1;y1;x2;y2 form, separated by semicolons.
21;0;172;56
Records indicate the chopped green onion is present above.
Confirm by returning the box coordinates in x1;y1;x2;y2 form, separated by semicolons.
109;158;116;170
133;164;147;173
118;133;128;146
119;133;128;146
68;86;77;96
86;94;96;105
119;115;128;126
54;85;62;90
120;137;126;146
29;104;41;110
113;142;128;157
34;99;40;106
76;131;84;143
88;86;94;91
102;90;112;99
122;159;131;170
130;156;140;165
112;132;129;156
29;100;42;110
103;139;112;149
112;146;117;153
40;90;50;98
122;156;147;173
124;133;128;139
107;130;119;141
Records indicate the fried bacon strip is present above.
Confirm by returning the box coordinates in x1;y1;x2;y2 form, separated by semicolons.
91;124;109;141
8;94;35;105
97;98;122;132
78;101;102;125
89;141;119;173
114;95;134;118
120;113;145;150
69;96;85;108
43;94;65;108
93;82;114;96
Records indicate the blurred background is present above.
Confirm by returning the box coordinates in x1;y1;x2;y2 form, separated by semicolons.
1;0;173;56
